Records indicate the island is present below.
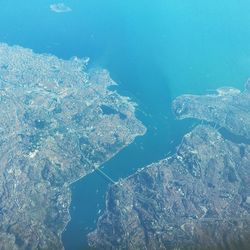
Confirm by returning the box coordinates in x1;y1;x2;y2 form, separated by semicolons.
50;3;72;13
0;43;146;249
89;83;250;249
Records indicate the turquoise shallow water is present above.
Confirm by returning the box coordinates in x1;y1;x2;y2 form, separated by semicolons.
1;0;250;249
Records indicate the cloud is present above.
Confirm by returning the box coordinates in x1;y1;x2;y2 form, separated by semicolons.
50;3;72;13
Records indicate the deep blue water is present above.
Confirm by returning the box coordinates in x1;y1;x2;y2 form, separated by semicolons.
1;0;250;249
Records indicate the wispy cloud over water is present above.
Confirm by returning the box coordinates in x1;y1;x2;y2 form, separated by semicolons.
50;3;72;13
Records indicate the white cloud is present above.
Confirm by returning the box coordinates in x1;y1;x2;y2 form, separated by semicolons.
50;3;72;13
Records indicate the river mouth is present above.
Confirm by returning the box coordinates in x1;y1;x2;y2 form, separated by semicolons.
62;99;196;249
62;88;250;249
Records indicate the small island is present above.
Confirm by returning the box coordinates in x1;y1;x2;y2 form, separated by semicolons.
50;3;72;13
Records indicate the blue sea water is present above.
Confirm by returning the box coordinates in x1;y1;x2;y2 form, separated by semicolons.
1;0;250;249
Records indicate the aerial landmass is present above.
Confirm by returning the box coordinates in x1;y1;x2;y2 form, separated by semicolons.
0;43;146;249
89;83;250;249
172;85;250;139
